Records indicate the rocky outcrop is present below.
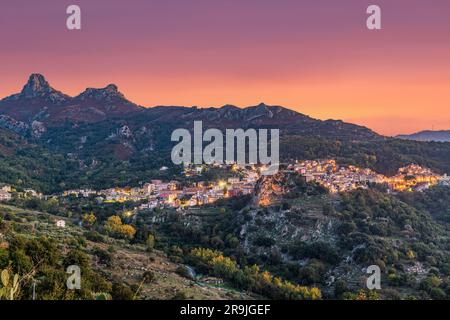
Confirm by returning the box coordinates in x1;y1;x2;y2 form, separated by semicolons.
252;172;291;206
31;120;46;138
0;115;29;135
3;73;70;104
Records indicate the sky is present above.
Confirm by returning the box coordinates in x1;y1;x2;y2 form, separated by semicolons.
1;0;449;136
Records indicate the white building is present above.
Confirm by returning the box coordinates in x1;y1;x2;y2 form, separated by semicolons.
440;174;450;186
56;220;66;228
0;190;12;201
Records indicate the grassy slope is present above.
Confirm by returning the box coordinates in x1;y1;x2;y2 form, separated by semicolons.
0;203;253;300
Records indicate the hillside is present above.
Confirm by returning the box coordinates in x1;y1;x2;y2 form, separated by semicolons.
0;74;449;193
144;175;450;299
2;161;450;300
0;127;79;193
0;203;254;300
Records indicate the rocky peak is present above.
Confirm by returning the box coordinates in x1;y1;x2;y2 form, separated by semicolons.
22;74;51;96
76;84;126;102
105;84;119;92
255;102;269;108
3;74;70;104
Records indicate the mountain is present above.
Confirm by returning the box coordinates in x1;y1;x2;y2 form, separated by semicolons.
0;74;450;192
0;74;380;139
397;130;450;143
3;73;70;103
0;74;142;124
142;103;380;141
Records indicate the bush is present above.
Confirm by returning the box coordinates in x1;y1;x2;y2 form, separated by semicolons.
171;291;188;300
84;231;104;242
143;270;156;283
253;236;276;247
92;248;112;266
176;266;194;280
111;283;135;300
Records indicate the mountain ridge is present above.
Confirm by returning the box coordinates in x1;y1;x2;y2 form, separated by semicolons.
0;74;143;123
0;74;380;141
397;130;450;143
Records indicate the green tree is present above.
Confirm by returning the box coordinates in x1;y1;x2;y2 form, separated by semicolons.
82;213;97;228
146;234;155;252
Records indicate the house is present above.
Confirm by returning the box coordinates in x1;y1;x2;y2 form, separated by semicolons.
227;177;240;184
139;200;159;210
143;183;155;194
56;220;66;228
195;166;203;174
24;189;43;198
0;190;12;201
440;174;450;186
201;277;223;285
1;185;12;193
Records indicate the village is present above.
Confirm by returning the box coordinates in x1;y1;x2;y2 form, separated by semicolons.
1;161;449;211
62;163;261;210
291;160;449;193
60;160;450;209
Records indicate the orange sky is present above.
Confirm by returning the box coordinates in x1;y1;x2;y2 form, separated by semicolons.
1;0;450;136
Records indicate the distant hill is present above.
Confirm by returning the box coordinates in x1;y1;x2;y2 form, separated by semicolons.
397;130;450;142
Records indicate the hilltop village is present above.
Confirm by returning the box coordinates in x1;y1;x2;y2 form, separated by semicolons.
48;160;450;209
2;160;448;209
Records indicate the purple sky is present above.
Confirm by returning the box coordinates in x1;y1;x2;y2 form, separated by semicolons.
1;0;450;134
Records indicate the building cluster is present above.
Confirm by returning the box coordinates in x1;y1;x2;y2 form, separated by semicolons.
387;164;443;192
3;161;448;209
0;185;42;201
292;160;385;193
59;161;450;207
291;160;445;193
63;165;260;209
0;185;12;201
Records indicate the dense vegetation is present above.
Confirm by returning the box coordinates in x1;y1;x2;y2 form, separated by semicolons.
0;128;81;194
188;248;321;300
131;185;450;300
2;179;450;299
2;114;450;195
281;136;450;176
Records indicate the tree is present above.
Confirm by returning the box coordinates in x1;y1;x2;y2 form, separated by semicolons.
105;215;123;234
63;249;90;271
142;271;155;283
120;224;136;239
111;282;134;300
82;213;97;228
104;215;136;239
146;234;155;252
